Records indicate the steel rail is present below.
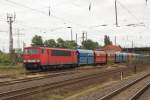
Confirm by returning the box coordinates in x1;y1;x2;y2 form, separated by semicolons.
0;70;76;86
98;72;150;100
129;81;150;100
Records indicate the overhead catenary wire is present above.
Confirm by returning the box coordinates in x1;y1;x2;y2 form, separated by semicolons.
2;0;150;30
3;0;113;35
117;1;150;32
3;0;89;28
2;0;140;31
117;1;143;25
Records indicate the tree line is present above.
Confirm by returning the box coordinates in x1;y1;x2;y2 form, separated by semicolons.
31;34;113;50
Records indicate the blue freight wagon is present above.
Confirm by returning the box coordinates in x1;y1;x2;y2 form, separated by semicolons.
115;52;123;63
77;49;94;65
115;52;128;63
122;53;128;62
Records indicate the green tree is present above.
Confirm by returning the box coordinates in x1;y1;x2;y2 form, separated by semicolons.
31;35;44;46
44;39;56;47
64;40;77;49
0;52;12;65
104;35;112;46
82;39;99;50
0;50;2;53
56;38;66;48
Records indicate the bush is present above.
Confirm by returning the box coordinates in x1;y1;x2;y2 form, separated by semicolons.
0;52;12;65
0;52;22;65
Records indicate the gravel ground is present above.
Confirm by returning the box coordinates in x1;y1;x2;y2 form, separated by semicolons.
64;69;150;100
138;86;150;100
110;75;150;100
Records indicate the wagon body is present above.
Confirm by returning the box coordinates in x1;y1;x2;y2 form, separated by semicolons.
94;50;107;64
77;49;94;65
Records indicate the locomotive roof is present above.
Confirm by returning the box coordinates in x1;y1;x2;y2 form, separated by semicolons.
24;47;76;51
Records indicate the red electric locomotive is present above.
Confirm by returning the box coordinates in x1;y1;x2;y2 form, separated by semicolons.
23;47;77;70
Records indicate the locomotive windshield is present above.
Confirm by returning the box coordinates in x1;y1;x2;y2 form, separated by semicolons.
24;48;39;54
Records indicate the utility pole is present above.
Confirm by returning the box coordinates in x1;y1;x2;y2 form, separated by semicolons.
67;27;73;41
132;40;134;53
146;0;148;5
85;32;87;41
7;13;16;53
115;36;117;45
76;33;78;48
76;33;78;44
71;28;73;41
132;40;133;48
115;0;118;27
82;32;85;43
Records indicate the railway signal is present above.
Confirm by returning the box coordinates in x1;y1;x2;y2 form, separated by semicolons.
67;27;73;41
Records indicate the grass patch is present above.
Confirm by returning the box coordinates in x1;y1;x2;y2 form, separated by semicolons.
39;94;63;100
63;81;117;100
107;61;114;65
0;64;26;78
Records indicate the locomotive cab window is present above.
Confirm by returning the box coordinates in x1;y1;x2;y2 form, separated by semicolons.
51;50;71;56
24;49;39;54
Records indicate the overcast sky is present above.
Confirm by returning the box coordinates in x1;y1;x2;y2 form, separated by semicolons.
0;0;150;52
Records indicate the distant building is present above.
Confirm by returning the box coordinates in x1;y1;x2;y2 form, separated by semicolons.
101;45;122;53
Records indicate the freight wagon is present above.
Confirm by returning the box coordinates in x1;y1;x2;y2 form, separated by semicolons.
77;49;94;66
94;50;107;65
115;52;128;63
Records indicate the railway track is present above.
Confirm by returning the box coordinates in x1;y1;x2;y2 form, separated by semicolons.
129;81;150;100
0;65;112;87
0;66;130;100
130;82;150;100
98;70;150;100
0;70;77;86
0;72;108;100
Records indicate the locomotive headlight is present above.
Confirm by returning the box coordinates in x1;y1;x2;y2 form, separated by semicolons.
27;60;35;62
24;60;40;63
23;60;27;63
36;60;40;62
23;59;40;63
28;60;33;62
